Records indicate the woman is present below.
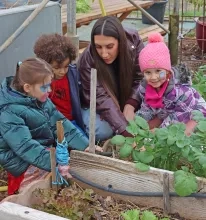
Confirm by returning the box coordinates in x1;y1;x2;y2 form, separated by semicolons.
78;16;144;141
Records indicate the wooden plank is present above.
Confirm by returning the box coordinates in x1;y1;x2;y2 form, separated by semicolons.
0;202;68;220
61;0;154;33
118;11;132;22
139;24;169;42
163;173;170;215
138;24;163;35
88;69;97;154
69;150;206;220
2;150;206;220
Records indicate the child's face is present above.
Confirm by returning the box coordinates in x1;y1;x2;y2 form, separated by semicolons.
51;58;70;79
24;75;53;102
143;68;168;88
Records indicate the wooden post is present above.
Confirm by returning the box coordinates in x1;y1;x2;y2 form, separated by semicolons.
163;173;171;215
89;69;97;154
56;121;64;143
67;0;79;57
50;147;57;191
168;0;179;65
50;121;65;190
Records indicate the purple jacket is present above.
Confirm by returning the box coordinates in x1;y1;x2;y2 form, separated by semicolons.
78;28;144;134
135;66;206;126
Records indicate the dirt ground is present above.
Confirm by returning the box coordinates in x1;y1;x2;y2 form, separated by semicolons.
179;35;206;72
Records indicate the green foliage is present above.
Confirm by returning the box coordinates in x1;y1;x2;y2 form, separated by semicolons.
76;0;91;13
135;162;150;172
141;210;158;220
186;0;206;10
192;65;206;100
121;209;169;220
110;135;125;145
174;170;198;196
110;111;206;196
122;209;140;220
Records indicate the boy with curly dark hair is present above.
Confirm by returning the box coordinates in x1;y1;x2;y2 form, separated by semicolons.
34;33;85;131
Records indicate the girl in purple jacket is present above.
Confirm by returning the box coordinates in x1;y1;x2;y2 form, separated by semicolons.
129;32;206;136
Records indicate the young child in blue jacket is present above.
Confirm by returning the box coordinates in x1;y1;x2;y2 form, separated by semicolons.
0;58;90;195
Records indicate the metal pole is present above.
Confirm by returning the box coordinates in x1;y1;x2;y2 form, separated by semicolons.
67;0;79;57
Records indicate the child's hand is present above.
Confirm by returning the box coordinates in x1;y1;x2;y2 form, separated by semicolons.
123;104;135;121
84;146;103;152
185;120;197;136
58;165;72;179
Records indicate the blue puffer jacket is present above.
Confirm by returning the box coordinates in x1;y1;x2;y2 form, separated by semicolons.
0;77;89;176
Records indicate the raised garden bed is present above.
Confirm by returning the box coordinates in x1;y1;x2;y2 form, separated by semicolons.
0;148;205;220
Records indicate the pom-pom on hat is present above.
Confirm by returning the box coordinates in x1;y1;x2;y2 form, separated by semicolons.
139;32;171;72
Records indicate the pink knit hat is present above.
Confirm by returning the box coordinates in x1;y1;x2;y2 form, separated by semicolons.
139;32;171;72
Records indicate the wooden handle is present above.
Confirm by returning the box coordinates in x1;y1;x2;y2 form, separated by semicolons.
56;121;64;143
50;147;57;190
89;68;97;153
49;120;64;190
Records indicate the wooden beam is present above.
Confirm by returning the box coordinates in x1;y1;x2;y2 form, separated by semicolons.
61;0;154;32
0;202;68;220
69;150;206;220
118;11;132;22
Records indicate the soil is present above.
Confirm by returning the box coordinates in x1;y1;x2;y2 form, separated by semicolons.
179;34;206;72
33;182;188;220
0;168;8;202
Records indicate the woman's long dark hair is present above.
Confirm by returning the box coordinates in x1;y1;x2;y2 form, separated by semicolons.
91;16;133;110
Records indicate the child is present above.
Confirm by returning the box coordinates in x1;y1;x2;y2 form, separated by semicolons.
127;32;206;135
0;58;89;195
33;33;85;132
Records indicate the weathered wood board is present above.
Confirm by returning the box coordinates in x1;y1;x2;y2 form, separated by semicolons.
0;201;68;220
2;150;206;220
69;151;206;220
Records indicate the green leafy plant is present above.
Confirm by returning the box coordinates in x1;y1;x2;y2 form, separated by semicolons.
76;0;91;13
186;0;206;10
111;112;206;196
121;209;170;220
121;209;140;220
192;65;206;100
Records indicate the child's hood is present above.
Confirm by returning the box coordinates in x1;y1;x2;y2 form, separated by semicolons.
0;76;36;110
172;63;192;86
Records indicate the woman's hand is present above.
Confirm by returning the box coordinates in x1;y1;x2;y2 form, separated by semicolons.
84;145;103;152
185;120;197;136
123;104;135;121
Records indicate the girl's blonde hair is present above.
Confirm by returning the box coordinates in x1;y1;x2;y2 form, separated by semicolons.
12;58;53;93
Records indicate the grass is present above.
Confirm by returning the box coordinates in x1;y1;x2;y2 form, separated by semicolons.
165;10;203;17
76;0;91;13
